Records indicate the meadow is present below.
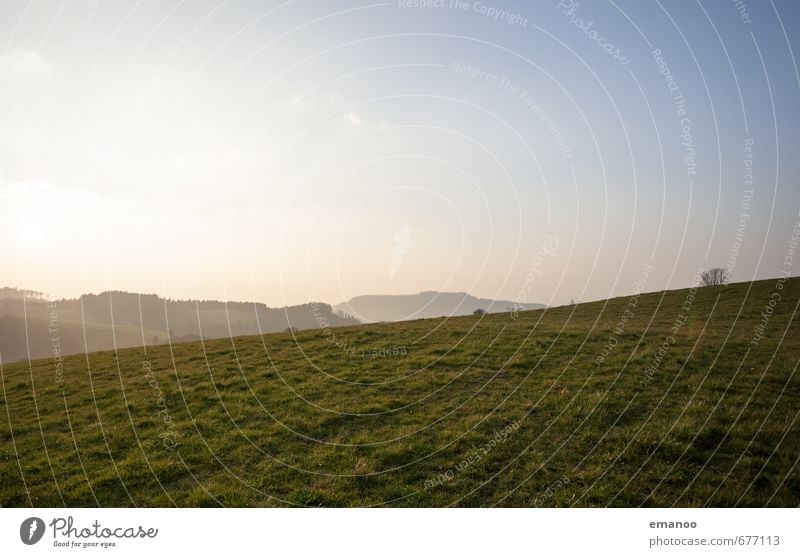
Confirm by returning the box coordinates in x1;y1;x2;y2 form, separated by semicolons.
1;277;798;507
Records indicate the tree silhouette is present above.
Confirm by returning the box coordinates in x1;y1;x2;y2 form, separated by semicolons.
699;267;730;287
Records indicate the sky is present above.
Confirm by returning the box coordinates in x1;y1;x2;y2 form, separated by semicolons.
1;0;799;308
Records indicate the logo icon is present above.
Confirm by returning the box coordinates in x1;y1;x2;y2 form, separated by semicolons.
20;517;45;545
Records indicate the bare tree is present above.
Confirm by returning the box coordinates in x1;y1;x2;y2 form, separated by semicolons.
699;267;730;287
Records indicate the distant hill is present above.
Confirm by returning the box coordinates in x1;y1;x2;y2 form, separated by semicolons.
0;289;358;364
333;291;545;323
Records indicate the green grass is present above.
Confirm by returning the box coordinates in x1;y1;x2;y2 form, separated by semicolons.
1;277;799;507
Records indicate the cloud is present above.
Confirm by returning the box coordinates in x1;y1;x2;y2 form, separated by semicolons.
0;49;51;84
343;111;367;126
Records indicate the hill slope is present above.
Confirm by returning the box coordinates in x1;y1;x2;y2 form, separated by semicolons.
333;290;545;323
0;277;798;507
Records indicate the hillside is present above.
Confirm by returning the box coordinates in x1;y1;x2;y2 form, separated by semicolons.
0;277;798;507
0;291;358;364
334;290;545;323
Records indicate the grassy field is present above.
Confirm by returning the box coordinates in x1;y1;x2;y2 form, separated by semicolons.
1;277;798;507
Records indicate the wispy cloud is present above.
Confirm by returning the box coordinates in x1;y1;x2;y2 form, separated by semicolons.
390;224;413;278
0;49;51;84
343;111;367;127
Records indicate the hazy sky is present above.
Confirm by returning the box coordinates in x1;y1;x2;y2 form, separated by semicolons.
1;0;799;307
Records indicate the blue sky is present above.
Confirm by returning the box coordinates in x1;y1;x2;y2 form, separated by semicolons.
1;0;798;306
